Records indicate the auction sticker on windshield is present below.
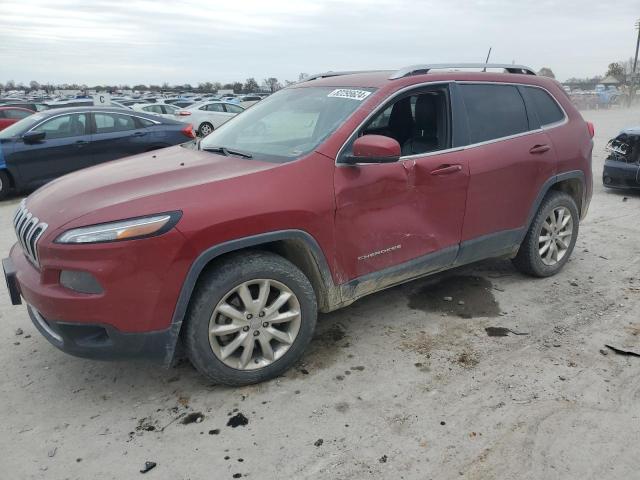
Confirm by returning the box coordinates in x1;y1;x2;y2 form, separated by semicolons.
328;89;372;101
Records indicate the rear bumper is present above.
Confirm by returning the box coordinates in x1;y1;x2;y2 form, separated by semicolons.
27;304;174;362
603;160;640;189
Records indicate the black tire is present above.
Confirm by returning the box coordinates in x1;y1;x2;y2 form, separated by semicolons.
0;170;11;200
512;190;579;277
198;122;214;137
183;251;317;386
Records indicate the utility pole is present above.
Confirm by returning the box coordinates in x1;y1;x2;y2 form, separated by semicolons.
634;19;640;73
631;19;640;107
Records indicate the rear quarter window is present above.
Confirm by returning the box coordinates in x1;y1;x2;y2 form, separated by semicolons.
522;86;565;126
460;84;529;144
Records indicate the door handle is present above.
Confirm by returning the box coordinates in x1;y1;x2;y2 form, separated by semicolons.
75;140;89;147
529;144;551;154
132;131;146;137
430;164;462;176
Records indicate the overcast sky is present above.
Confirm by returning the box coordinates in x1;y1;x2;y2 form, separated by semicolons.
1;0;638;86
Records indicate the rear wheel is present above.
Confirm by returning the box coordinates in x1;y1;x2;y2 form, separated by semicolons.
512;190;579;277
184;251;317;386
0;170;11;200
198;122;214;137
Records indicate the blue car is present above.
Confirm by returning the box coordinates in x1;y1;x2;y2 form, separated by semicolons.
0;106;195;199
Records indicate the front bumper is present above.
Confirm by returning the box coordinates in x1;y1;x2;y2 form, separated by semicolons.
27;304;174;362
603;160;640;189
4;226;193;365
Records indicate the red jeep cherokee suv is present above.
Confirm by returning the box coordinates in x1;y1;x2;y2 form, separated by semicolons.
3;64;593;385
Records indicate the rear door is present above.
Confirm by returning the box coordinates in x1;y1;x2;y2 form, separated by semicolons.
9;112;91;187
456;83;558;261
90;112;151;165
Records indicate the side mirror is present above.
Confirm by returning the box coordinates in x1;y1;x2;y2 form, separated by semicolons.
22;131;46;144
341;134;401;165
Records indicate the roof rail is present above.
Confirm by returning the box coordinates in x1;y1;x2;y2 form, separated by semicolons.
302;70;387;82
389;63;536;80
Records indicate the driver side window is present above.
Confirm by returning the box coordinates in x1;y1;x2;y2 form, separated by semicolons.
32;113;87;140
361;86;450;156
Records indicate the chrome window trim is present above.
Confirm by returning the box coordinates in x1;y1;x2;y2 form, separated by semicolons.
26;110;161;134
336;80;568;167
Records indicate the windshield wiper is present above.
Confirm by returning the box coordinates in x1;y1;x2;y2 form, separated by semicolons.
202;146;253;159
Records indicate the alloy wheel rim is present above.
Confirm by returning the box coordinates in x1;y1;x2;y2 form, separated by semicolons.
201;124;212;136
538;206;573;266
208;279;301;370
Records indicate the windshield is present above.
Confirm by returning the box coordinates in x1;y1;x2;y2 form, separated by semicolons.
0;112;47;139
200;86;375;163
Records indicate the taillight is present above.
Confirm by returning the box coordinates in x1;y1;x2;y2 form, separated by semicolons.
587;121;595;138
181;124;195;138
178;111;191;116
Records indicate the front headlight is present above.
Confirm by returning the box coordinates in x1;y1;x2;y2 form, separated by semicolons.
55;212;181;244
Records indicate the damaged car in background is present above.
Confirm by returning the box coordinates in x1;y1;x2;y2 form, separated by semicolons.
603;128;640;189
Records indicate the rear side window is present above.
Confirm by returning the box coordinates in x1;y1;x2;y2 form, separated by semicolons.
523;86;565;126
202;103;225;112
460;84;529;144
94;113;137;133
225;104;244;114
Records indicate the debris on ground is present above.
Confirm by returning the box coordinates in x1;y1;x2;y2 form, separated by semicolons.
485;327;529;337
605;344;640;357
227;413;249;428
181;412;204;425
140;461;157;474
15;328;23;336
209;429;220;435
47;447;56;458
314;438;323;447
379;455;388;463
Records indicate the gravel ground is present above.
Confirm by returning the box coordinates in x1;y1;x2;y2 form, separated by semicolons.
1;106;640;480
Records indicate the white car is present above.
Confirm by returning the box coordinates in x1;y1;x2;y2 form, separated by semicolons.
182;101;244;136
131;103;184;120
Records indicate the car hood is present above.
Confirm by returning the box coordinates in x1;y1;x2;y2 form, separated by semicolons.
25;145;278;232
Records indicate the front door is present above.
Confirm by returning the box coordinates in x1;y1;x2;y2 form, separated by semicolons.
334;85;469;282
9;112;91;188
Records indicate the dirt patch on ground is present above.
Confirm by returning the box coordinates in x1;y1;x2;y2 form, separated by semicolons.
407;275;500;318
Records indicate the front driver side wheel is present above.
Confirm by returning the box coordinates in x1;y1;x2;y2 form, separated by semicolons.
512;190;579;277
183;251;317;386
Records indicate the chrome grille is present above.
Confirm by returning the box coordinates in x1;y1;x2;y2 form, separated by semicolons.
13;200;48;268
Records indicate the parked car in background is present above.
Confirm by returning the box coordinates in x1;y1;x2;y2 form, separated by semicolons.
603;127;640;189
0;106;195;198
131;102;185;120
2;64;593;386
0;106;35;131
181;101;244;136
0;102;43;112
237;95;262;108
164;98;198;108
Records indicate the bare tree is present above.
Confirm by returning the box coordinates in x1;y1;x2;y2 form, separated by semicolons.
537;67;555;79
263;77;281;93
